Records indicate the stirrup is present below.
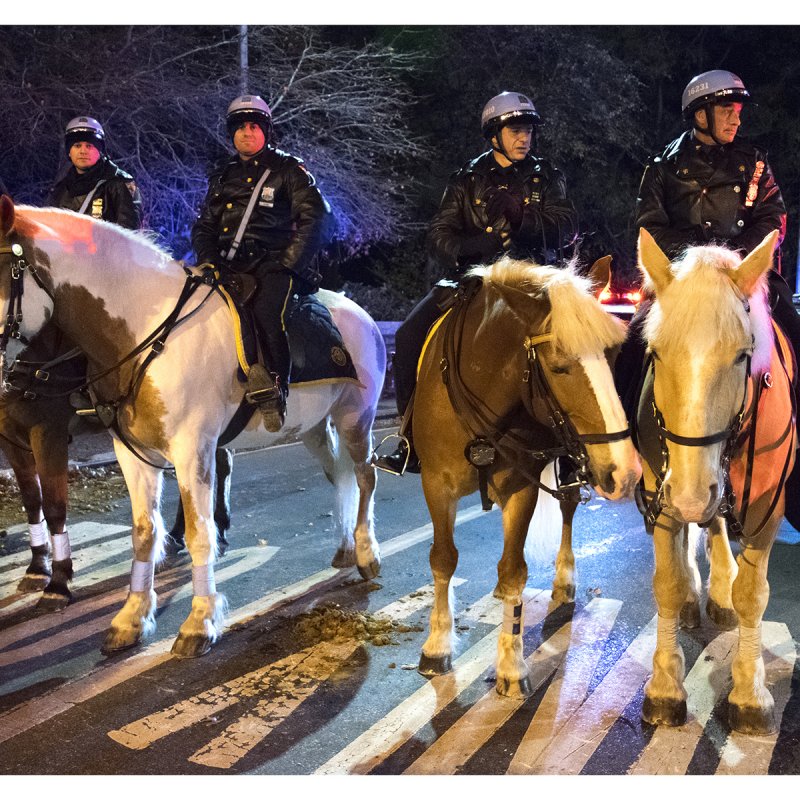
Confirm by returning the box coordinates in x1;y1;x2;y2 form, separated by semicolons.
371;433;418;476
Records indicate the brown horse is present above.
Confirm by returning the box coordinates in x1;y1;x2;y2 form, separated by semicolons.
635;229;795;735
413;256;641;696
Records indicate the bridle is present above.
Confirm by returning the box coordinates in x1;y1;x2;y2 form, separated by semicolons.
0;238;56;389
440;279;631;509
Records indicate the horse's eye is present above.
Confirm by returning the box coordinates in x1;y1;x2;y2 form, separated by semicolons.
735;351;750;365
550;364;570;375
650;349;660;362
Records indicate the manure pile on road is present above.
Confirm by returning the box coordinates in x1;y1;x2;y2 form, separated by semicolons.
292;603;423;647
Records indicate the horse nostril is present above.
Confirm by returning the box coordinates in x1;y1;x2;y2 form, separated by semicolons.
602;467;616;495
709;483;719;502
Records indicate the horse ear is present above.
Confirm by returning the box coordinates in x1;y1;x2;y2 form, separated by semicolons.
588;255;612;299
732;230;780;297
637;228;672;295
0;194;15;237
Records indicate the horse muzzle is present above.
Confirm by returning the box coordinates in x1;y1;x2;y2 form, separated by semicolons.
662;479;723;524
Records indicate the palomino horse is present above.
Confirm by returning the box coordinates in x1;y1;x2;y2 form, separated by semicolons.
413;256;641;696
0;198;385;657
635;229;795;734
1;327;232;612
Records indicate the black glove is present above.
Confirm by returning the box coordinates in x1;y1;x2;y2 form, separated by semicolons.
485;188;524;229
458;231;503;264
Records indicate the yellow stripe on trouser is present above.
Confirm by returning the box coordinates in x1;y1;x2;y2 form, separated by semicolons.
417;309;452;379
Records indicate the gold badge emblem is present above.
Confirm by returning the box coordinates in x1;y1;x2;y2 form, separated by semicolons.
331;346;347;367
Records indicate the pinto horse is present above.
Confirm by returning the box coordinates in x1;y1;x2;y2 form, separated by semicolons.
0;198;385;657
635;229;795;734
413;256;641;696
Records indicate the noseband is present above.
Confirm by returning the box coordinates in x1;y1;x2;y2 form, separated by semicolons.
440;280;630;507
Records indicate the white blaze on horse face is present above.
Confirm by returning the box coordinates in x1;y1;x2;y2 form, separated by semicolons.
579;354;641;500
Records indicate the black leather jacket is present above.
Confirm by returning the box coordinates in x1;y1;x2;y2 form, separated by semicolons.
636;130;786;270
192;145;333;285
47;157;142;230
427;150;578;279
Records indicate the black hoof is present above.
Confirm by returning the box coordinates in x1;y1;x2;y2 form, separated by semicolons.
17;573;50;593
216;535;230;556
418;652;452;676
706;598;738;631
496;675;534;698
642;694;687;727
728;702;776;735
101;632;142;656
36;591;72;613
680;601;701;630
357;560;381;580
171;633;214;659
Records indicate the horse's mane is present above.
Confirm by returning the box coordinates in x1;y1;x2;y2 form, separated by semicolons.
643;245;773;374
17;206;174;267
469;256;626;358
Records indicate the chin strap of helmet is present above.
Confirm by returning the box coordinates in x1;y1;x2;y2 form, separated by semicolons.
694;102;728;146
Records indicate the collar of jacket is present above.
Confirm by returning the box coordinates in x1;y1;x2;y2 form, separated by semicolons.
466;150;542;177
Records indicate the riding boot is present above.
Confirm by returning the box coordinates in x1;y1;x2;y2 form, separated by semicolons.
246;363;287;433
374;434;420;475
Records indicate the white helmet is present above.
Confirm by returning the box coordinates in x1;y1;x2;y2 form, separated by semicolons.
681;70;751;119
226;95;272;139
481;92;542;139
64;116;105;154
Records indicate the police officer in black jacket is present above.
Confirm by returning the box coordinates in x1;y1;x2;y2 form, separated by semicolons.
375;91;578;474
617;70;800;415
192;95;333;432
47;116;142;230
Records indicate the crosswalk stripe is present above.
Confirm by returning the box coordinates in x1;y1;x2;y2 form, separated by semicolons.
404;599;620;775
109;580;445;762
715;623;796;774
0;547;279;669
314;588;553;775
520;614;657;774
0;507;486;746
506;598;622;774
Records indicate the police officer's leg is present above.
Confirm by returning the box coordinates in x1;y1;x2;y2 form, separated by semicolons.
247;270;293;432
377;285;454;475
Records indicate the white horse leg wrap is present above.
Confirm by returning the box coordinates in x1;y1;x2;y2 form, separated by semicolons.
502;601;524;635
657;615;679;651
130;560;155;593
738;624;762;661
50;532;71;561
30;521;48;548
192;564;216;597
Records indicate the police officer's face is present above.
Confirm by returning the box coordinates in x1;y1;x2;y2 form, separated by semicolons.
694;102;743;146
234;122;266;159
493;124;533;164
69;141;102;173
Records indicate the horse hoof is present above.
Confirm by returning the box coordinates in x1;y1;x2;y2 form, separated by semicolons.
679;600;701;630
357;560;381;580
17;573;50;593
706;598;738;630
171;633;214;659
418;652;452;676
163;534;186;557
331;547;356;570
216;535;230;557
642;694;687;727
551;584;576;606
101;629;141;656
729;702;776;736
496;675;534;698
36;591;72;612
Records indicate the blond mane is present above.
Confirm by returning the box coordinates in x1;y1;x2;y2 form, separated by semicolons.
468;256;626;358
643;245;772;374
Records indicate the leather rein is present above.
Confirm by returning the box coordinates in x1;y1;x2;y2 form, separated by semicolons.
439;279;631;509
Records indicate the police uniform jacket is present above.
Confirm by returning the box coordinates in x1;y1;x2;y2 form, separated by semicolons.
191;145;333;286
427;150;578;279
636;130;786;268
47;157;142;230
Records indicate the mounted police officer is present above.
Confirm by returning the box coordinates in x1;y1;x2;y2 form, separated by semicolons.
375;91;578;475
191;95;333;432
617;69;800;415
47;116;142;230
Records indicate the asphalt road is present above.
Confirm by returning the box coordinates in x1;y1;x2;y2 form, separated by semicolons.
1;430;800;777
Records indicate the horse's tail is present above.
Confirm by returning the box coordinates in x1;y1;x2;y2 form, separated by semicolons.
524;461;563;567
